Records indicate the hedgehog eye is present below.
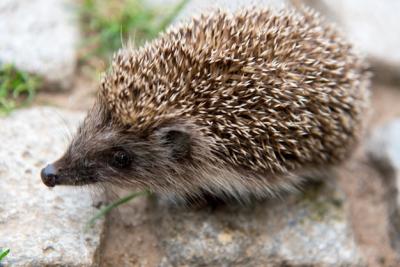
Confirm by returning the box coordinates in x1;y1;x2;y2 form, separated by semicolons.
111;150;131;168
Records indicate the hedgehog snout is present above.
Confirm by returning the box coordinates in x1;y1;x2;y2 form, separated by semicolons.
41;164;59;187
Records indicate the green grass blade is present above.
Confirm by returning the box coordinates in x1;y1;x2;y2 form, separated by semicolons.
0;248;10;261
86;190;150;229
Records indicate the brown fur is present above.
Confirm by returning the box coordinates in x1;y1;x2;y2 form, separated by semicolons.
44;7;370;200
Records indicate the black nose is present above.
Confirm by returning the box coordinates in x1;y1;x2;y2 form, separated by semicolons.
41;164;58;187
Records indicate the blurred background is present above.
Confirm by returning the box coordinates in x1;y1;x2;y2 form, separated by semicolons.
1;0;400;266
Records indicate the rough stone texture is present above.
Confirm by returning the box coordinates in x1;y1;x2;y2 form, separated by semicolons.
302;0;400;82
0;107;104;266
175;0;289;23
0;0;79;88
367;119;400;253
154;182;364;267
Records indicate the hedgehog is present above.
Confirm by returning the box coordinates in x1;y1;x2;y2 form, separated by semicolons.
40;7;369;201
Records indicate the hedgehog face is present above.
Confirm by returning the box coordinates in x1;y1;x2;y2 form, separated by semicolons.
40;101;195;190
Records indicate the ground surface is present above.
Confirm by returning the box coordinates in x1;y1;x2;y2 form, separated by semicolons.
31;79;400;266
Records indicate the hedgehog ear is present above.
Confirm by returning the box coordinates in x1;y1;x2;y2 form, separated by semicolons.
158;128;192;160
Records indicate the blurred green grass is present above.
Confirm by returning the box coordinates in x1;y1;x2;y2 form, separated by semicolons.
79;0;188;71
0;64;41;115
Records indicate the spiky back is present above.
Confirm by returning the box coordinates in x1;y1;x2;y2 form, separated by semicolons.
101;8;369;174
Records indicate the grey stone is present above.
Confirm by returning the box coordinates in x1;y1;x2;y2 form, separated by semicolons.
0;0;79;88
154;182;364;267
302;0;400;82
0;107;104;266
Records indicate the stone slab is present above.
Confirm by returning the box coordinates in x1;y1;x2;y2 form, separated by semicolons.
155;182;364;267
0;0;79;88
0;107;104;266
